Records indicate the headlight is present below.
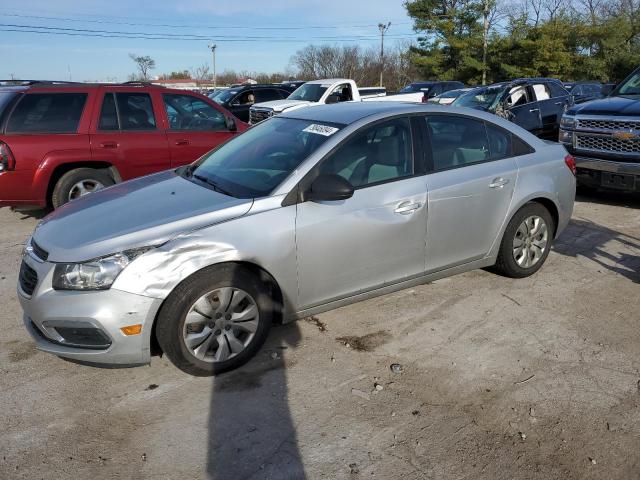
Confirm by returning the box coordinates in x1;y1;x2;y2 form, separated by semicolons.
558;129;573;144
52;247;152;291
560;115;575;128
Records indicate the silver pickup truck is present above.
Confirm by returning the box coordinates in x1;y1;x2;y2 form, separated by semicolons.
559;66;640;192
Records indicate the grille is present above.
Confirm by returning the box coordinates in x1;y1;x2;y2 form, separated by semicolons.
249;109;273;124
31;239;49;261
19;261;38;295
577;119;640;131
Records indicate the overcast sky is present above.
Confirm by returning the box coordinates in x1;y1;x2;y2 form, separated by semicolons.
1;1;417;81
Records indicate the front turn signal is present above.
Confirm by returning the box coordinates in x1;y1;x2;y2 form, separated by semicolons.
120;324;142;336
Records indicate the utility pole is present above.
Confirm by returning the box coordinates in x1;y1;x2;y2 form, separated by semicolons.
378;22;391;87
208;43;217;89
482;0;490;85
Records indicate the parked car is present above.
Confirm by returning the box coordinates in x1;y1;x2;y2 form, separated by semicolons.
559;66;640;192
563;82;604;103
249;78;424;124
209;83;298;122
453;78;572;139
19;102;576;376
0;80;246;209
397;81;466;102
428;87;473;105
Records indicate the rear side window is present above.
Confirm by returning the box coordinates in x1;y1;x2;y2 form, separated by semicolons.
98;92;156;131
548;82;568;98
6;93;87;134
486;123;512;160
426;115;490;170
254;89;282;102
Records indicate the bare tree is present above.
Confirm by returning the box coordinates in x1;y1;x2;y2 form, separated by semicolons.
129;54;155;80
191;63;211;81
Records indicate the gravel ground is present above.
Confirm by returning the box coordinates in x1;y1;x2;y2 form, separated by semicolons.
1;191;639;480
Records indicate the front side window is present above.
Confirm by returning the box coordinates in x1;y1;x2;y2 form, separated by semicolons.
233;90;255;106
506;86;531;107
328;83;352;102
163;94;226;131
319;117;413;188
427;115;489;170
116;93;156;130
613;68;640;96
184;117;341;198
6;93;87;134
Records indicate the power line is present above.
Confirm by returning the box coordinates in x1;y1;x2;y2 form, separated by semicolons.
0;12;412;31
0;26;418;43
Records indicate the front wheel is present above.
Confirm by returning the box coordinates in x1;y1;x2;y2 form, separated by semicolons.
155;265;272;376
494;203;555;278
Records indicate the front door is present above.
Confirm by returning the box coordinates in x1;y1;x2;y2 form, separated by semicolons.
161;93;237;167
423;114;518;271
505;85;542;135
90;90;171;180
295;117;427;309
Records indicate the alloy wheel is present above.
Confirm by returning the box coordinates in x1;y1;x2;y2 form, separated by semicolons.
68;179;105;201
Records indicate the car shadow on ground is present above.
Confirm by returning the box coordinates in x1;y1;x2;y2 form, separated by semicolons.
7;207;50;221
554;217;640;284
576;189;640;209
206;262;307;480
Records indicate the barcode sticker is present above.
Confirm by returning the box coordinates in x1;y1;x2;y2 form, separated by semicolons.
303;124;339;136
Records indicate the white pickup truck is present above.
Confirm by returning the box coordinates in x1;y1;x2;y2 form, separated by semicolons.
249;78;423;124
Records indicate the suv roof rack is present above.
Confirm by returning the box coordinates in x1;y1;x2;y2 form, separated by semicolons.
0;80;82;86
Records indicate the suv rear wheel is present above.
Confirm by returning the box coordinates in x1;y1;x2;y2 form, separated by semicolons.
51;168;115;208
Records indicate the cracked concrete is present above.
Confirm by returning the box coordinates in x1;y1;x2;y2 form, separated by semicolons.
1;190;639;479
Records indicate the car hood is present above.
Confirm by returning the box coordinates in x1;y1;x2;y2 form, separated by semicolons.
252;99;312;112
33;170;253;262
567;95;640;116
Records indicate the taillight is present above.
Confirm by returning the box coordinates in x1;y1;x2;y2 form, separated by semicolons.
0;141;15;172
564;154;576;175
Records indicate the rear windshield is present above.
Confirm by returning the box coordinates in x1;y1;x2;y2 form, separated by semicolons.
400;83;432;93
0;92;17;118
6;93;87;134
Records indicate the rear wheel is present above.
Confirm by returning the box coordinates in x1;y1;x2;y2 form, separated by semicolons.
51;167;114;208
155;265;272;376
494;202;555;278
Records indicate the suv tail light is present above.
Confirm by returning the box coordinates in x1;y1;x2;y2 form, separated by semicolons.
0;141;15;172
564;154;576;175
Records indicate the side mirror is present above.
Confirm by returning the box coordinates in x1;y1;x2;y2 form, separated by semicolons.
225;116;237;131
305;174;354;202
325;94;340;104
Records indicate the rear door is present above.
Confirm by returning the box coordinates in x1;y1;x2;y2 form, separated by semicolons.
295;116;428;308
90;90;171;180
505;85;542;135
422;114;518;271
161;92;237;168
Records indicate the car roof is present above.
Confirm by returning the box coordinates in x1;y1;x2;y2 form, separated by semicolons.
280;101;444;125
304;79;351;85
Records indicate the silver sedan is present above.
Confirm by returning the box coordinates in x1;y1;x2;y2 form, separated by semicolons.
18;102;576;376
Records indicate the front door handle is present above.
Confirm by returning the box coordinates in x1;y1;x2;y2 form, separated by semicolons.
554;101;565;105
175;139;190;146
100;141;118;149
394;201;421;215
489;177;509;189
529;108;539;112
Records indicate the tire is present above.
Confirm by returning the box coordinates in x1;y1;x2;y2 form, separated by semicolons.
494;202;555;278
155;264;273;376
51;167;115;208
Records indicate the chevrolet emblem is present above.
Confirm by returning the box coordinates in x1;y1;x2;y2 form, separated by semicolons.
612;131;639;141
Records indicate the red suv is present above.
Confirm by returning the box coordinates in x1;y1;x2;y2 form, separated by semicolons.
0;81;247;208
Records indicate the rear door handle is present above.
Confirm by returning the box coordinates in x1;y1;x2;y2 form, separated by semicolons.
554;101;565;105
394;201;421;215
175;139;190;146
529;108;539;112
100;141;118;149
489;177;509;189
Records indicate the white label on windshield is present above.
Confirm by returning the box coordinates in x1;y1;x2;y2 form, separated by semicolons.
303;124;339;136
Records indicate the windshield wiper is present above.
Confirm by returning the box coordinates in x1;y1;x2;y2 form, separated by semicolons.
192;174;235;197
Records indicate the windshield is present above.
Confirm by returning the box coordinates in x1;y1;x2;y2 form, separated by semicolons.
453;86;503;109
288;83;328;102
211;89;239;105
613;68;640;96
183;117;342;198
439;89;464;99
400;84;431;93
